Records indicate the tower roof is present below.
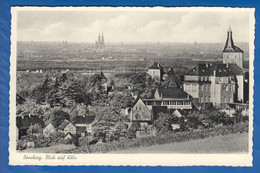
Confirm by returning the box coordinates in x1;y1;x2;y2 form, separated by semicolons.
223;27;243;53
163;68;182;88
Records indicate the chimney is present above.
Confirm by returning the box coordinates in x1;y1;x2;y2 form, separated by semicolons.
206;63;208;68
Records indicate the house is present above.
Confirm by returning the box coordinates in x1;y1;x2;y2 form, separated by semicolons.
183;63;245;104
129;98;154;137
148;62;164;81
72;116;95;136
64;132;77;140
129;98;152;122
16;115;45;140
143;87;192;110
43;123;56;137
222;27;244;68
58;119;76;135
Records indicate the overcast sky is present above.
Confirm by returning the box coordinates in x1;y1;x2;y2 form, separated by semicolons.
17;9;250;43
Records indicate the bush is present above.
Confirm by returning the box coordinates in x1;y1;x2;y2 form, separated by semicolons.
63;122;248;153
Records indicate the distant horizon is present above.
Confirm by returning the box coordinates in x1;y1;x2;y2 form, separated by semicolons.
17;8;250;43
17;40;249;44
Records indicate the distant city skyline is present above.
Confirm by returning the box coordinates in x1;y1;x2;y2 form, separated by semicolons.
17;8;250;43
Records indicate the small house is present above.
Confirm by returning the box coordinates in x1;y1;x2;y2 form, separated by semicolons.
58;119;76;135
43;123;56;137
72;116;95;136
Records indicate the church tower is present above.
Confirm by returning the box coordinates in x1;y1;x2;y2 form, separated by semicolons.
222;27;244;68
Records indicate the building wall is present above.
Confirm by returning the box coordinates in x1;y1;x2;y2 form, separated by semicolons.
223;52;243;68
183;83;199;98
184;75;199;81
131;99;151;121
64;123;76;135
219;83;234;104
43;124;56;137
198;84;211;103
236;75;244;102
148;69;161;80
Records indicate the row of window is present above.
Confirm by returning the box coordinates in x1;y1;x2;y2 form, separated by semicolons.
222;85;233;91
200;96;211;103
146;101;191;106
185;84;197;92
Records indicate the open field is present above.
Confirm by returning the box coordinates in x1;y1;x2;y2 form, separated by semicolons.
111;132;248;153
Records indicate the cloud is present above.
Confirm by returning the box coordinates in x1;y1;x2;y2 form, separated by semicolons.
17;10;250;43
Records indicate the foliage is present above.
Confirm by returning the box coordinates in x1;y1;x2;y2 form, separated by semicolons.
91;107;128;142
126;122;141;139
153;113;174;134
63;122;248;153
27;123;43;135
51;110;70;128
108;91;133;112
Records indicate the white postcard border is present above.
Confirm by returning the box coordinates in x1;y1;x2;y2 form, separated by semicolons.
9;6;255;166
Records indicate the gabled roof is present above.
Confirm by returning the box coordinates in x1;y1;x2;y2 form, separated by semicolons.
186;63;243;77
163;68;182;88
131;97;141;108
72;116;95;124
58;119;73;130
16;115;45;130
157;87;189;99
148;62;163;70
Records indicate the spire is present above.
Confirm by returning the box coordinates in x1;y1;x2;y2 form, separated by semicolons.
226;27;234;49
101;32;104;42
223;27;241;52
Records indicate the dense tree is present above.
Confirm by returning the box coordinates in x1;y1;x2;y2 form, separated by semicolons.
51;110;70;128
153;113;174;134
92;107;127;142
27;123;43;135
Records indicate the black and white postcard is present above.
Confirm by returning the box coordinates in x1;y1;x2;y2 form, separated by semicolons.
9;7;254;166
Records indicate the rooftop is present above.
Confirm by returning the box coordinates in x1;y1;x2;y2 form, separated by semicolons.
148;62;163;70
186;63;243;77
157;87;190;99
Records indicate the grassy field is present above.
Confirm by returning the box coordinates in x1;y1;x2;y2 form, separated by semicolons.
111;132;248;154
18;144;77;153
